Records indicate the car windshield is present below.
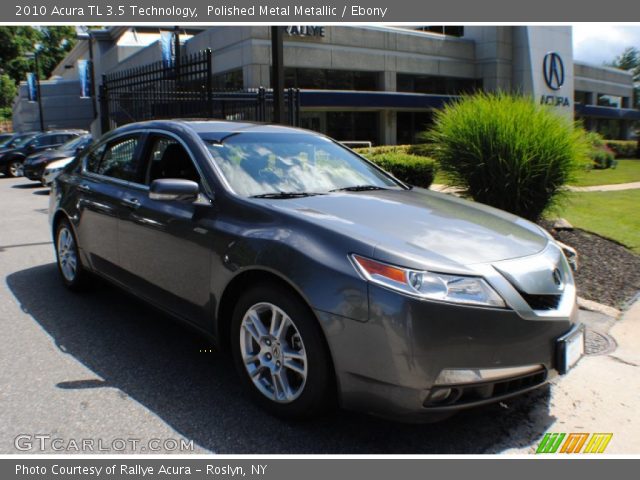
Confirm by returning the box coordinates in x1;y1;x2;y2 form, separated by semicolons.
60;135;90;151
7;134;36;148
204;132;400;197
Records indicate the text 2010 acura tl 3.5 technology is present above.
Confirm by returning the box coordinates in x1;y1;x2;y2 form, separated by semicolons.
49;120;583;421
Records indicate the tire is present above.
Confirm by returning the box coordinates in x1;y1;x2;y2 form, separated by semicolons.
230;284;335;420
7;160;24;178
54;218;91;291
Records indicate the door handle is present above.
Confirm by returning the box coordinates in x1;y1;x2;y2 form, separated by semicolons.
77;183;91;193
121;197;141;209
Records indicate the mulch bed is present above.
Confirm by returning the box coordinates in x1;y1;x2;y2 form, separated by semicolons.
539;221;640;309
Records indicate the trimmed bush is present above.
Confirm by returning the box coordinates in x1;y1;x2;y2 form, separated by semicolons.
353;144;411;156
366;152;437;189
427;92;589;221
591;146;616;169
605;140;638;159
407;143;435;157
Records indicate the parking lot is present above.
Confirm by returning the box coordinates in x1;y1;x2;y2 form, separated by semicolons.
0;176;638;454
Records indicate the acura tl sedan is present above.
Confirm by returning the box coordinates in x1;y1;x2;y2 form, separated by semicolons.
49;120;583;422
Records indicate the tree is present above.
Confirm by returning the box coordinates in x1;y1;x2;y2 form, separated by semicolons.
0;26;77;87
609;47;640;108
0;74;17;109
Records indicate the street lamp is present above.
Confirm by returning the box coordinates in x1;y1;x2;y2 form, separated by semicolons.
24;44;45;132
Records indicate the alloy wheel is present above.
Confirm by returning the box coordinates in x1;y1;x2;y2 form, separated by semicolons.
9;161;23;177
239;302;308;403
57;226;78;282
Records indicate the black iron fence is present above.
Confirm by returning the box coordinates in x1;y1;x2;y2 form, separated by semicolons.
99;49;300;133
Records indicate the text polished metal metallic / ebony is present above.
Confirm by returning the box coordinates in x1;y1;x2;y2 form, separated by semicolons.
49;120;582;422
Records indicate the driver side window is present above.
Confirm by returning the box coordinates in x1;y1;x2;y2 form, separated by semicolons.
143;136;200;185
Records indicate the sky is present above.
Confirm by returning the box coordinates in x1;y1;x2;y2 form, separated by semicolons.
573;25;640;66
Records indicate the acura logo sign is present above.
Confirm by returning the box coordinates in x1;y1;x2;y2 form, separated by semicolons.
543;52;565;91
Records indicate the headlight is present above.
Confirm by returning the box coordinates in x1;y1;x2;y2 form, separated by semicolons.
351;254;506;308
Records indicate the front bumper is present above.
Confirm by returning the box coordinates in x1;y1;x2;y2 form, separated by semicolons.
316;284;579;422
23;162;46;181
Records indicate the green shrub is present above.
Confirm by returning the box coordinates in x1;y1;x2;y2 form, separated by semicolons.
353;144;410;156
591;146;616;169
427;92;589;221
407;143;435;157
366;152;437;189
605;140;638;159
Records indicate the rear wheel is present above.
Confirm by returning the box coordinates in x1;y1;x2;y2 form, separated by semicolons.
55;218;91;291
231;284;334;419
7;160;24;178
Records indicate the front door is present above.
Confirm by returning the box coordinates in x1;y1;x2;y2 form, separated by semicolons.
117;134;214;326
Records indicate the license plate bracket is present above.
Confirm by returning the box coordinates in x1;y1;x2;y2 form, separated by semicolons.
556;324;585;374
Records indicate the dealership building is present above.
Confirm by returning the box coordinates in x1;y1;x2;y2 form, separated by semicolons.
13;25;640;144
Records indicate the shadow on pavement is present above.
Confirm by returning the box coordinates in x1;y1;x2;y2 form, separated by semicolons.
7;263;555;454
11;182;41;189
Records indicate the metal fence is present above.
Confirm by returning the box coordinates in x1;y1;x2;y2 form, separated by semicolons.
99;49;300;132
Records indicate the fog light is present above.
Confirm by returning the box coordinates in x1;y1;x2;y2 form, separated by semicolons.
428;388;452;403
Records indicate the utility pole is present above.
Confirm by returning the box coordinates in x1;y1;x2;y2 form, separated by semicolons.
271;26;284;124
33;50;45;131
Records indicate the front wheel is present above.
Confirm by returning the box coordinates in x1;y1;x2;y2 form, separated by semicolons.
7;160;24;178
230;284;335;419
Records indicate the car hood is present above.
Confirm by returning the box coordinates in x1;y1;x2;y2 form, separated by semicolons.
261;188;548;269
27;149;70;164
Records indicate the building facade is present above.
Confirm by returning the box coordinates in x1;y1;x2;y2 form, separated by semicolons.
15;25;640;144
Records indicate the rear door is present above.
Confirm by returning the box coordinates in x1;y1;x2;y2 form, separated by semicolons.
75;134;144;280
116;132;214;325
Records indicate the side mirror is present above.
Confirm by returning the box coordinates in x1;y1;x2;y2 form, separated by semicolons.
149;178;199;202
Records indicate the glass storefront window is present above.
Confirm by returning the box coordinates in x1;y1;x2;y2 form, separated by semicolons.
300;111;380;145
284;68;379;91
397;74;482;95
212;69;243;90
574;91;592;105
397;111;434;145
597;94;623;108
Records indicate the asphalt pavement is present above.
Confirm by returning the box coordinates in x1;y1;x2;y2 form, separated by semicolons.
0;175;635;454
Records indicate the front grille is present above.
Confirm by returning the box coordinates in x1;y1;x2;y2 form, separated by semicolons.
424;370;548;408
518;291;562;311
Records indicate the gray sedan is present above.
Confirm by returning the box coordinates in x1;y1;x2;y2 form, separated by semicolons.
49;120;583;422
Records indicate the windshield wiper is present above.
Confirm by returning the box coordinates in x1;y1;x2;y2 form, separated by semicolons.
251;191;325;199
329;185;388;192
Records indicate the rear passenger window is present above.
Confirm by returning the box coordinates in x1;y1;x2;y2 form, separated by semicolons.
97;137;141;182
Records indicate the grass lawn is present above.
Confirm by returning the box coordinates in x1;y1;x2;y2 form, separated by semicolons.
431;159;640;187
553;189;640;254
570;159;640;187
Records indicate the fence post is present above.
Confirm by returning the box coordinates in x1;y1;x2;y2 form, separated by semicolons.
99;75;110;134
206;49;213;118
287;88;294;125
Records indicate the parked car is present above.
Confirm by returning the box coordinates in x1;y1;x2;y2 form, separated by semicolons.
42;156;75;187
24;134;93;182
49;120;583;422
0;132;38;153
0;133;15;146
0;130;86;178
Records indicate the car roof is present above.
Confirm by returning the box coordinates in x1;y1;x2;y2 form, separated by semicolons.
109;120;316;143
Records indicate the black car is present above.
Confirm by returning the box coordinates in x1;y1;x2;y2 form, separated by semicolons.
0;132;38;153
23;134;93;183
0;130;86;178
0;133;15;146
49;120;581;422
